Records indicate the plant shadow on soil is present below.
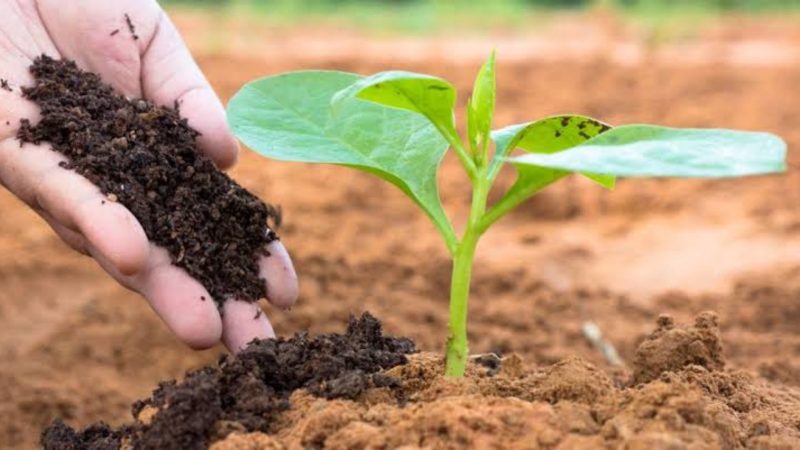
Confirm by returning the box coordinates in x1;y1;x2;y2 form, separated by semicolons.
43;310;800;449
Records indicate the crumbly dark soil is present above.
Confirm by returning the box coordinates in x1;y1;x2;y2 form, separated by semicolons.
41;312;800;449
41;312;415;450
41;420;122;450
17;56;280;306
124;13;139;41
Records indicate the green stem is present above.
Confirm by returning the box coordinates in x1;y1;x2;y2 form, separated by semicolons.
445;169;490;377
444;229;478;376
446;168;557;375
476;185;527;234
477;175;562;234
436;123;478;182
434;217;459;256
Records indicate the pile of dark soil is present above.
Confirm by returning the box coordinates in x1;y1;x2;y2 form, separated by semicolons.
42;312;415;450
17;56;280;305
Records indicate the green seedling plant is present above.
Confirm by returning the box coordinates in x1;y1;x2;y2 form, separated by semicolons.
227;52;786;378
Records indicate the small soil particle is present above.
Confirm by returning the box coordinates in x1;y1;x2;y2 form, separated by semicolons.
124;13;138;40
17;56;281;306
41;312;416;450
109;29;120;37
0;78;11;92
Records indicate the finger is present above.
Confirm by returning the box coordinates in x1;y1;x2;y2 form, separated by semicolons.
90;245;223;350
0;1;60;67
138;253;223;350
222;300;275;353
35;207;90;255
139;10;238;169
34;0;157;98
0;85;41;142
39;170;149;276
260;240;299;309
36;0;238;168
0;139;149;275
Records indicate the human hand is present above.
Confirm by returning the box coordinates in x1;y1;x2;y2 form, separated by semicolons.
0;0;298;352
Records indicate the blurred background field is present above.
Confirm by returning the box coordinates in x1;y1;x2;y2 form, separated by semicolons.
161;0;800;69
159;0;800;35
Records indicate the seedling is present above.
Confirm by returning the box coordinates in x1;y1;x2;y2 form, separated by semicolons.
227;53;786;377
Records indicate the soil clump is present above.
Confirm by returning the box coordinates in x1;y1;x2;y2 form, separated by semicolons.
42;313;415;450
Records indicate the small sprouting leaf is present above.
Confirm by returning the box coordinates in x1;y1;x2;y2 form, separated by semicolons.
488;115;615;209
227;71;457;251
467;51;496;157
330;71;458;141
511;125;786;178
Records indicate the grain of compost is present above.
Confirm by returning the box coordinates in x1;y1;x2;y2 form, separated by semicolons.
41;312;416;450
124;13;139;40
17;55;281;307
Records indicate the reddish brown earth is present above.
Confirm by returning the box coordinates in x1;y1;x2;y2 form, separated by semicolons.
3;15;800;450
208;313;800;450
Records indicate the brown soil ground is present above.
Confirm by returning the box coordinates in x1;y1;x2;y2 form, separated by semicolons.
4;14;800;450
208;312;800;450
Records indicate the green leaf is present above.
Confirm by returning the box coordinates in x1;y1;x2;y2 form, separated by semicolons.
478;115;616;232
227;70;457;252
510;125;787;178
467;51;496;157
331;70;458;140
489;115;615;200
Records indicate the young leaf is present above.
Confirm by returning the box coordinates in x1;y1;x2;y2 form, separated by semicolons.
478;115;616;232
510;125;786;177
489;115;615;185
467;51;496;158
331;70;458;139
227;71;457;252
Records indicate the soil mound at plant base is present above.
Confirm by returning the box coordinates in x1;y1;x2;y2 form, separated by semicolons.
632;311;725;384
42;312;800;449
17;56;280;305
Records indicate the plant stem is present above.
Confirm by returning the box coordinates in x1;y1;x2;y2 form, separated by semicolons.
436;124;478;182
444;229;478;376
476;184;529;234
477;173;563;234
445;169;490;377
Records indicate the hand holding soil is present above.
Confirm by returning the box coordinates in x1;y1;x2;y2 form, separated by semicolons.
0;0;298;352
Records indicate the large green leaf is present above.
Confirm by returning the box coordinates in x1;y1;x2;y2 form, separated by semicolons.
511;125;786;177
330;70;458;141
467;51;496;157
227;71;456;251
487;115;615;217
